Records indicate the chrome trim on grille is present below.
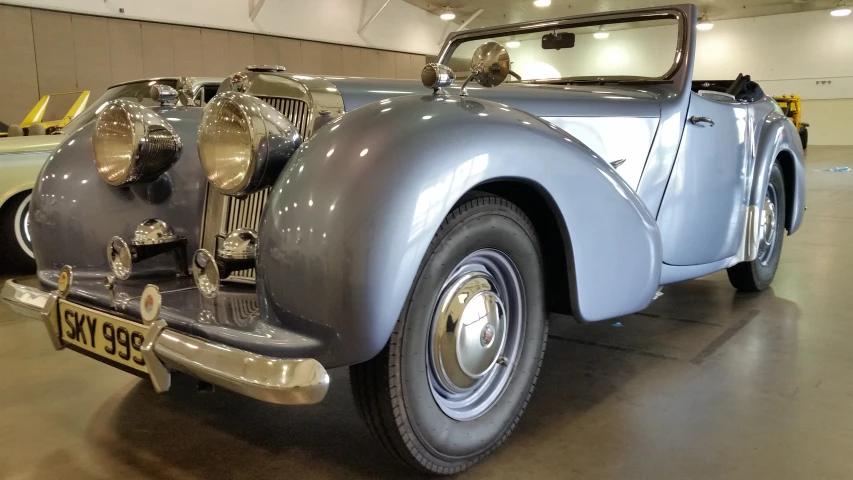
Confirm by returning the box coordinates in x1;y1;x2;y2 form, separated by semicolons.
257;97;311;137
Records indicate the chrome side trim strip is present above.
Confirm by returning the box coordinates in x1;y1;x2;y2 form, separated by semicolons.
1;279;330;405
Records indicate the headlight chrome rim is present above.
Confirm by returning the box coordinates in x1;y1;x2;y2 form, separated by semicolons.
92;100;182;187
197;91;302;197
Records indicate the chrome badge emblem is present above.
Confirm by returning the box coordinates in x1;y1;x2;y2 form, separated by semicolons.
140;284;161;325
480;323;495;347
57;265;73;297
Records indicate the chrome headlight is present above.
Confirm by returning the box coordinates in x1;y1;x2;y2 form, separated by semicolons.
197;91;302;196
92;100;182;186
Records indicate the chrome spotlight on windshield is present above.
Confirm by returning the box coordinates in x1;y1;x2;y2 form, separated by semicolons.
422;63;456;94
197;91;302;197
92;100;182;186
460;41;511;96
150;84;179;106
106;219;189;280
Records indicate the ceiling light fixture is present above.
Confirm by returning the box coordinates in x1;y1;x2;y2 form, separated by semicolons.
533;0;551;7
439;7;456;20
593;25;609;39
830;1;851;16
697;14;714;30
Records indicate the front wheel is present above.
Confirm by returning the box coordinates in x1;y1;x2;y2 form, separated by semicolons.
0;191;35;271
727;163;786;292
350;195;548;475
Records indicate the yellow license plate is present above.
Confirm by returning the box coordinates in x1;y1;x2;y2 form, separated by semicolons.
58;300;149;374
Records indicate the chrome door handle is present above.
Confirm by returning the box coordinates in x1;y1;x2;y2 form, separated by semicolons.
690;116;715;127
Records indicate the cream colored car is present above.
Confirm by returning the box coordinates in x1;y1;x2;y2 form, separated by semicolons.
0;77;221;269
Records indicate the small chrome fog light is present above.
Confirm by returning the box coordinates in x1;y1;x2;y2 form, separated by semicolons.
108;236;133;280
218;229;257;260
132;219;178;246
192;249;220;298
215;229;257;278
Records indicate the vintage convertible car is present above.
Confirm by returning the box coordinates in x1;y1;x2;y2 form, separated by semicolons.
0;77;220;270
2;4;804;475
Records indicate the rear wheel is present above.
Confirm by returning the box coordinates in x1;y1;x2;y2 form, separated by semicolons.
0;191;35;271
350;195;548;475
727;163;786;292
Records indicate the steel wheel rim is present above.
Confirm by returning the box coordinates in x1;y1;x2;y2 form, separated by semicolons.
427;248;525;421
758;183;778;265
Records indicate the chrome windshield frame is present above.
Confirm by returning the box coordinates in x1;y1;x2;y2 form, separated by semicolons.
436;4;694;85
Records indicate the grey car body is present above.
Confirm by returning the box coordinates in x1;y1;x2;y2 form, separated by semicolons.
19;6;802;386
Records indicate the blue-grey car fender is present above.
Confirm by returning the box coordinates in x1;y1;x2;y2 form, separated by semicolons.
752;110;805;234
256;94;662;367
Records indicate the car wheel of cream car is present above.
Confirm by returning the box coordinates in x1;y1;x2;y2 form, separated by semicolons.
350;195;548;475
1;191;35;270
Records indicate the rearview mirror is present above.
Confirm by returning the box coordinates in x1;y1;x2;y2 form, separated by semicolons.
542;32;575;50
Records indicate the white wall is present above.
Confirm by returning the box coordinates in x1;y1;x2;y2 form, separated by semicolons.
694;10;853;100
0;0;448;55
695;10;853;145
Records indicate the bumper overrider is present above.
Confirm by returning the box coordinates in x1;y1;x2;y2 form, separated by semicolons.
1;276;329;405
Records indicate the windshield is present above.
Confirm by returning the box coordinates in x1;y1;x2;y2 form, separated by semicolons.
444;15;680;84
62;79;179;134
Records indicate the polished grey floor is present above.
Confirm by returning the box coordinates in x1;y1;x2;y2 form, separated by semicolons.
2;146;852;479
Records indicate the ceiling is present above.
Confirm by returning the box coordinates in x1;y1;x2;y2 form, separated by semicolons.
403;0;845;28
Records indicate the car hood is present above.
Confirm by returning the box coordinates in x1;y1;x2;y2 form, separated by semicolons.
0;134;64;155
330;77;661;118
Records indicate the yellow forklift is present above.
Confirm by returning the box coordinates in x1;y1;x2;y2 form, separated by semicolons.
0;90;89;138
774;94;809;149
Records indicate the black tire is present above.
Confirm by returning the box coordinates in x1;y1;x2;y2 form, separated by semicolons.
727;163;786;292
799;127;808;150
350;195;548;475
0;191;35;271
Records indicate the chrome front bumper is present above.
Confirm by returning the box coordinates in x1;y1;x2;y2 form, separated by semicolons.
1;279;329;405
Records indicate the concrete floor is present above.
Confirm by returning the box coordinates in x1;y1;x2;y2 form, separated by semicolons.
2;146;853;479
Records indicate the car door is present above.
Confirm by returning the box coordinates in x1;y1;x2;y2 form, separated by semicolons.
656;92;751;266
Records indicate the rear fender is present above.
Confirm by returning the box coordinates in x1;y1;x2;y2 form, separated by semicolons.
257;94;662;367
752;110;805;234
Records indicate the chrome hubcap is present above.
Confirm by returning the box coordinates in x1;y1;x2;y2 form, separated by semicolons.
432;276;507;390
427;248;524;421
758;184;778;265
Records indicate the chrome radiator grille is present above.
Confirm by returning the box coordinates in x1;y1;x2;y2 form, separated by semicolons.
257;96;312;137
202;96;310;281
